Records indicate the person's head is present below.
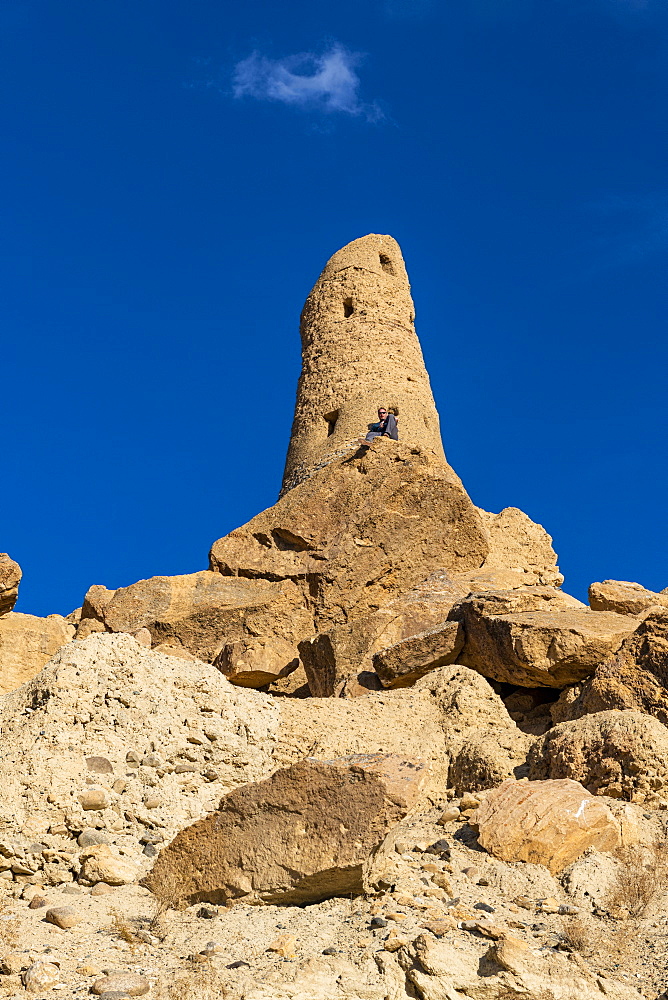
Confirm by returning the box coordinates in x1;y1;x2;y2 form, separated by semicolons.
377;406;388;419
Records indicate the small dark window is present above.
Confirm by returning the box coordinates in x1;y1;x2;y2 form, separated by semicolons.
323;409;339;436
343;298;354;317
379;254;395;275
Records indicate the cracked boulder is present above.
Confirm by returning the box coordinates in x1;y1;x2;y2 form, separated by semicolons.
142;753;429;906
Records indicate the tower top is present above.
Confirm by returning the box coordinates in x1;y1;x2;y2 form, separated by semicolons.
281;234;446;494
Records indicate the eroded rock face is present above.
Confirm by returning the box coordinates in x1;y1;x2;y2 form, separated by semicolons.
211;443;490;634
470;506;564;590
143;753;429;906
528;710;668;804
0;553;21;615
589;579;668;616
552;609;668;726
85;569;311;665
0;612;74;694
474;778;622;873
452;589;633;688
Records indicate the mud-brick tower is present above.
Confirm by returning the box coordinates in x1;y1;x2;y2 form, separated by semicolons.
281;234;446;494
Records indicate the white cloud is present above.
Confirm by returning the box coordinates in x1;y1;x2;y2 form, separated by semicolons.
232;44;381;121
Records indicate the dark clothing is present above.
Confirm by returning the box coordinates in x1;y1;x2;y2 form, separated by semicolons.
365;412;398;442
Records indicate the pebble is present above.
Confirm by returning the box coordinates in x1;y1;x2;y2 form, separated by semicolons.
474;901;495;913
558;904;580;916
23;961;60;993
197;905;217;919
421;918;454;936
227;960;251;969
370;916;388;928
438;806;461;825
91;882;114;896
267;933;297;957
425;838;451;856
384;936;408;952
1;952;28;975
459;792;480;811
79;788;111;811
91;972;151;996
462;866;482;883
538;897;560;914
430;872;453;893
141;753;162;768
142;844;157;858
86;756;114;774
45;906;82;929
28;895;51;909
142;796;161;810
78;829;111;848
201;942;223;955
322;947;338;955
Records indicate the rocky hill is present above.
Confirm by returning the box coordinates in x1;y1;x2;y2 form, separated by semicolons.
2;235;668;999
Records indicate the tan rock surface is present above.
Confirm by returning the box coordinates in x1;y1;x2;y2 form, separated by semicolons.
453;589;634;687
97;569;311;663
475;778;622;873
0;611;74;694
211;442;489;634
589;578;668;616
143;753;429;906
470;505;565;590
552;608;668;725
281;234;445;494
0;552;22;615
528;709;668;804
372;620;464;688
81;583;116;622
214;636;299;688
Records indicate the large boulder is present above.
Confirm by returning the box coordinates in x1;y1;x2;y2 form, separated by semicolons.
473;778;622;873
552;609;668;725
469;505;564;591
210;442;490;632
589;579;668;616
87;569;311;665
213;636;299;688
0;553;21;615
372;620;464;688
452;588;633;688
528;710;668;805
143;753;429;906
0;612;74;694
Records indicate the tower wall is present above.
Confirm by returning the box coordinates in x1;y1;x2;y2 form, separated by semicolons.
281;234;446;494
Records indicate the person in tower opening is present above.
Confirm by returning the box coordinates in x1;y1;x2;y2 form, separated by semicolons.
358;407;399;447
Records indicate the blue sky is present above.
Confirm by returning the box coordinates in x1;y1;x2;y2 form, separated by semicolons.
2;0;666;615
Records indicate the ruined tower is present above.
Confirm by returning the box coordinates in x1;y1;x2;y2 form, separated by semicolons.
281;234;446;494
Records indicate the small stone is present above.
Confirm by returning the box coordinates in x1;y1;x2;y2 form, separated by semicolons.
201;942;223;955
384;937;408;951
459;793;480;811
437;806;461;825
23;961;60;993
538;897;560;914
425;838;451;856
201;769;219;782
28;895;50;909
77;965;102;975
322;947;338;955
422;918;455;936
385;911;407;921
1;952;28;975
226;960;251;969
133;627;152;647
514;895;533;909
473;920;505;939
267;933;297;957
142;844;157;858
197;905;217;919
90;882;114;896
174;764;198;774
125;751;142;766
91;972;150;996
78;788;111;811
143;796;161;810
462;866;482;883
141;753;162;768
370;916;388;928
430;872;453;894
558;903;580;915
112;780;127;794
86;757;114;774
45;906;81;929
79;844;138;885
78;829;111;848
136;930;159;945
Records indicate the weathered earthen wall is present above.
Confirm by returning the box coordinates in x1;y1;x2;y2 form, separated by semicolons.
281;234;445;493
